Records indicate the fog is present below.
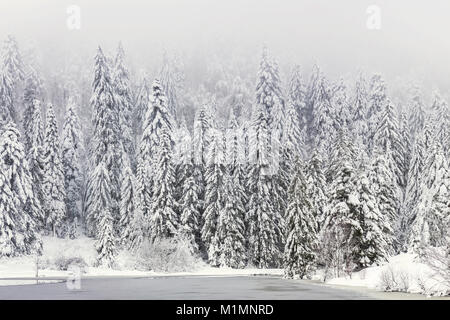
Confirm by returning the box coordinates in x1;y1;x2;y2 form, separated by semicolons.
1;0;449;102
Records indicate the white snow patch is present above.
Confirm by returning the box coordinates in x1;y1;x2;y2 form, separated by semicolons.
324;253;449;296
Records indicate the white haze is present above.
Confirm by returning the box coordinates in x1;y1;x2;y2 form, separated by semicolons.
1;0;449;103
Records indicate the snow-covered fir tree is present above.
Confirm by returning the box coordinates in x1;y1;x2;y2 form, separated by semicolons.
87;46;122;229
179;157;202;255
255;46;284;126
173;116;192;215
192;102;214;221
225;108;248;211
95;206;116;267
430;90;449;155
373;99;406;189
22;71;42;152
331;78;352;130
160;51;180;122
0;122;42;256
399;111;412;189
2;35;25;88
287;64;307;130
150;123;178;241
43;103;67;236
351;71;369;142
118;158;137;246
0;70;14;125
133;74;151;138
321;130;361;274
217;170;247;268
355;159;392;268
247;103;283;268
304;150;327;229
309;69;336;156
137;79;174;235
284;158;318;279
85;160;112;236
112;42;135;170
369;146;398;252
61;97;83;222
27;99;45;227
407;85;426;140
201;129;226;266
409;142;450;251
366;74;388;151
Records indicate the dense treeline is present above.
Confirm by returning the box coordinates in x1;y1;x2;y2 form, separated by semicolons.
0;35;448;277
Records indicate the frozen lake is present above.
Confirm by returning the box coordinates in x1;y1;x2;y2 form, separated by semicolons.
0;276;375;300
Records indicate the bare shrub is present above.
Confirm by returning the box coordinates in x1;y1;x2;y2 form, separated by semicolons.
379;266;410;292
422;245;450;295
379;266;397;291
135;237;202;272
54;256;87;272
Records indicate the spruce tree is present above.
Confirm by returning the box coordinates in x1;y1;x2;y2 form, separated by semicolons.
180;157;201;254
2;35;25;87
0;122;42;256
430;90;449;155
287;65;307;130
43;103;67;236
22;71;42;152
118;158;137;246
373;99;405;189
192;102;213;228
61;97;83;222
369;146;398;252
27;99;45;227
409;142;450;251
408;85;425;139
201;129;226;266
112;42;135;169
85;161;111;236
138;79;174;235
217;171;247;268
88;46;121;229
304;150;327;229
331;78;351;130
255;46;284;126
133;74;151;138
284;158;318;279
321;130;361;274
150;124;178;241
247;103;283;268
95;206;116;267
351;71;369;141
310;70;335;156
367;74;388;151
160;51;179;121
355;161;392;267
0;70;14;125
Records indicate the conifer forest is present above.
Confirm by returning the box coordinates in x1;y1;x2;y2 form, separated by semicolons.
0;1;449;293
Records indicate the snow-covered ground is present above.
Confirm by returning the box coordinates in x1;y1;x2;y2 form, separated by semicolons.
0;236;282;286
321;253;450;296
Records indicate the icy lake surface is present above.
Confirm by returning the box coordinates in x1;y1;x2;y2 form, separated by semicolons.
0;276;375;300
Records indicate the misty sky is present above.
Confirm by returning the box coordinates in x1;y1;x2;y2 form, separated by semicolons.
1;0;449;101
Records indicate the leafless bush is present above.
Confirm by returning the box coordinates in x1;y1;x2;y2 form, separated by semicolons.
422;246;450;295
416;274;430;296
317;226;357;281
135;237;202;272
398;270;411;292
379;266;410;292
